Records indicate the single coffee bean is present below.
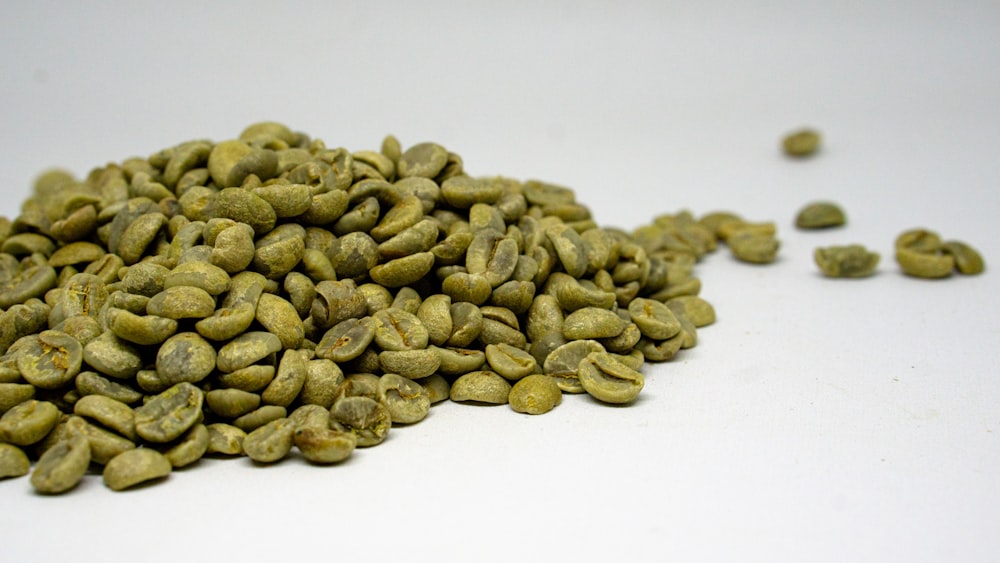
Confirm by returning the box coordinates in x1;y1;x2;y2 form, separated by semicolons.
242;417;295;463
16;330;83;390
377;373;431;424
0;399;61;446
896;246;955;279
814;245;881;278
162;424;210;468
942;240;985;275
450;370;512;404
0;443;31;479
578;351;645;404
155;332;217;385
795;202;845;229
103;448;172;491
205;423;247;456
329;396;391;447
31;432;91;494
72;395;136;440
134;382;204;443
782;128;821;157
508;374;562;415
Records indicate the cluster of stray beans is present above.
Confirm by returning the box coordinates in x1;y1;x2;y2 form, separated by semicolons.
0;122;729;494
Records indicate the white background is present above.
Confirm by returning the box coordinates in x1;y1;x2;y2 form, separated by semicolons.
1;2;998;562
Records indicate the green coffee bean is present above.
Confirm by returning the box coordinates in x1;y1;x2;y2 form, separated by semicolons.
53;315;102;349
210;223;256;274
195;301;257;342
666;296;716;328
48;241;105;267
397;142;448;179
466;230;519;288
284;272;317;318
627;298;681;340
611;350;646;371
75;371;143;405
562;307;627;340
147;286;216;319
728;232;780;264
431;231;474;264
372;308;429;351
782;128;821;157
0;399;61;446
311;280;367;330
548;272;616;311
795;202;845;229
0;384;36;414
107;308;179;346
252;223;306;279
895;246;955;279
0;443;30;479
489;280;535;315
216;365;276;393
450;370;512;404
31;433;91;494
16;330;83;389
417;294;453;346
485;343;540;381
378;218;439;259
119;262;170;297
334;373;382;402
330;396;391;447
162;424;210;468
543;339;606;394
1;300;51;355
288;403;333;432
508;374;562;415
72;395;136;440
103;448;172;491
420;373;451;404
163;260;231;296
205;423;246;456
814;245;880;278
478;317;527;348
331;196;378;235
378;349;441;380
578;351;644;404
216;331;282;373
294;427;357;465
377;373;431;424
0;261;57;309
441;272;492;305
545;223;588;278
299;359;344;409
134;382;204;443
233;405;287;433
261;349;309;407
315;317;376;363
895;228;942;253
390;286;423;315
82;331;143;379
942;240;985;275
206;388;262;418
254;293;304;350
252;183;313;218
440;176;503;208
369;252;435;288
155;332;217;385
242;417;295;463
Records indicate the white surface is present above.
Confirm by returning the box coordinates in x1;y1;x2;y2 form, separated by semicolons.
1;2;999;562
